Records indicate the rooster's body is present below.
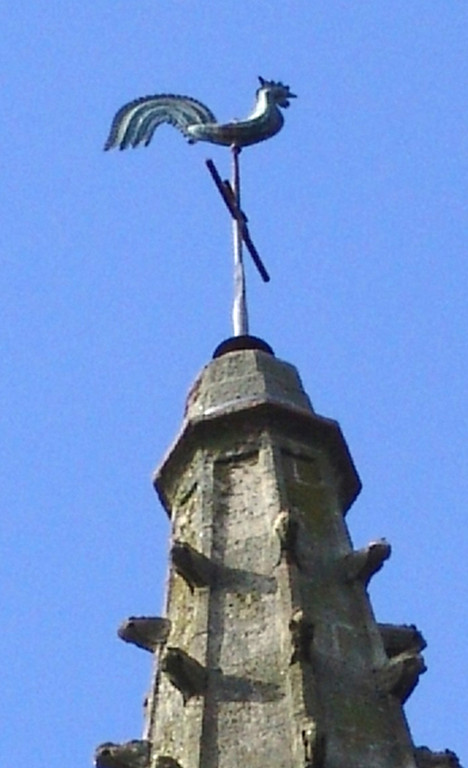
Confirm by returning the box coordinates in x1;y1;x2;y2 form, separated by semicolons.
104;77;296;151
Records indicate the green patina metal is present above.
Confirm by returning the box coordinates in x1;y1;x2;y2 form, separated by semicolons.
104;77;296;151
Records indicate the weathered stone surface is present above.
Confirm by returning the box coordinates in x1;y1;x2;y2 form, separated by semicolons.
343;539;392;586
289;608;314;664
171;540;216;590
415;747;462;767
154;349;361;517
161;647;207;704
118;617;171;653
379;624;426;658
273;508;300;567
374;651;426;703
302;718;326;768
94;740;150;768
155;757;184;768
148;350;420;768
96;347;462;768
185;348;314;419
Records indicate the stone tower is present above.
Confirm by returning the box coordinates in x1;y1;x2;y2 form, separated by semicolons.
95;338;462;768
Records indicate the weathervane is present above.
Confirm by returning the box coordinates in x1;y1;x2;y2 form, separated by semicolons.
104;77;296;337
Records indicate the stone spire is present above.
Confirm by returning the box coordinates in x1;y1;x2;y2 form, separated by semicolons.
95;342;462;768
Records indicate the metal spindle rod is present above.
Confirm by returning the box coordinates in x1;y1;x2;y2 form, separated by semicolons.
231;146;249;337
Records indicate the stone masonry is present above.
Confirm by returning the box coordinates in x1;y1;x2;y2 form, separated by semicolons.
95;344;462;768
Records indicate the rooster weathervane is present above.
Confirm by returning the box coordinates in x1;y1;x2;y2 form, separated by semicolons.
105;77;296;336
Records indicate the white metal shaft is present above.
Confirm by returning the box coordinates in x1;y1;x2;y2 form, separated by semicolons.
231;147;249;336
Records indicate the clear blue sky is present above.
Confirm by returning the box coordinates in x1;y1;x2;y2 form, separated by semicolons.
2;2;467;765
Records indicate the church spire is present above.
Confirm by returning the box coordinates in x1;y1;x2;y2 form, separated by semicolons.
95;341;462;768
